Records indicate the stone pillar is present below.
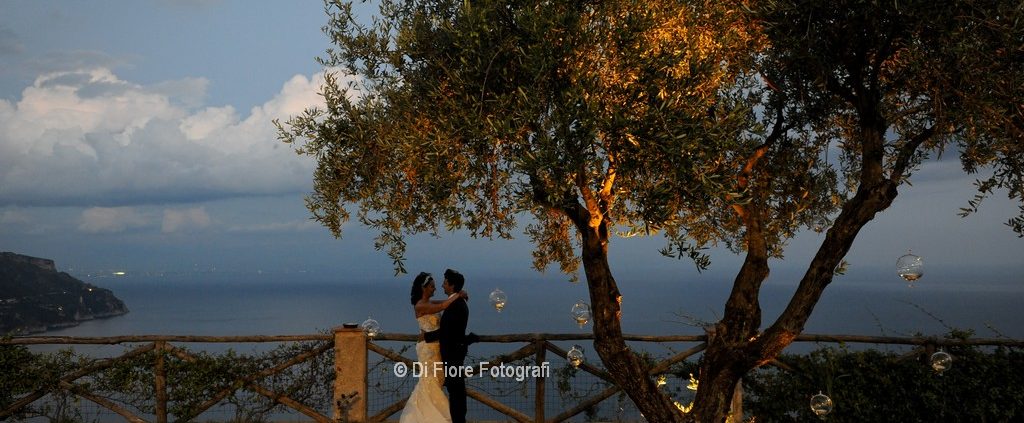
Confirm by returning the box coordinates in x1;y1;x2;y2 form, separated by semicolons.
333;326;367;422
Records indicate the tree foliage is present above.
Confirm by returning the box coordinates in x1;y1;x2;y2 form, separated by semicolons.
278;0;784;274
280;0;1022;275
278;0;1023;420
757;0;1024;218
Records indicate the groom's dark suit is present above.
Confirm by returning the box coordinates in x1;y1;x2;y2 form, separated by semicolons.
438;296;469;423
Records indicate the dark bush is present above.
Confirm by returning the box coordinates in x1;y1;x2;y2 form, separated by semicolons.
744;343;1024;422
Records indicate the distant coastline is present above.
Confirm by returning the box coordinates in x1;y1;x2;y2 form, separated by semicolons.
0;252;129;335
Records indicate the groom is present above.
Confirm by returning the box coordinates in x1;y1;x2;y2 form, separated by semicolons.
425;268;474;423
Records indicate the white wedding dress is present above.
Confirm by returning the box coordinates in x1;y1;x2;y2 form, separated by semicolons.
399;313;452;423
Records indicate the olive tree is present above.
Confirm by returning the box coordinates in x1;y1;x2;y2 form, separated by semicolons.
277;0;1023;420
690;0;1024;419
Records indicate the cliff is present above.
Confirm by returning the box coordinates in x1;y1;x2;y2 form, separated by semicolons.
0;252;129;335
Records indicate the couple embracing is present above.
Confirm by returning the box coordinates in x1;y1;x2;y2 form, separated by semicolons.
400;269;478;423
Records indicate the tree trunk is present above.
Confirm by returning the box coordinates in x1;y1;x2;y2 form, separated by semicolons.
684;179;900;422
690;352;745;422
688;213;771;422
578;224;685;422
690;330;761;422
690;313;759;422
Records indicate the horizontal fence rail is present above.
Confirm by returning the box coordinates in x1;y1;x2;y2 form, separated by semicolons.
4;335;332;344
3;332;1022;422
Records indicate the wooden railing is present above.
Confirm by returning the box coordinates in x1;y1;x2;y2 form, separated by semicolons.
3;331;1022;422
2;334;334;423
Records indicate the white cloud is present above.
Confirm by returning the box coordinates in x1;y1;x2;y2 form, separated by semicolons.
0;67;350;207
79;206;149;233
162;207;211;233
179;106;237;140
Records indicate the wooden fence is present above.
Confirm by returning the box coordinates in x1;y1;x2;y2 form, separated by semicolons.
3;330;1022;422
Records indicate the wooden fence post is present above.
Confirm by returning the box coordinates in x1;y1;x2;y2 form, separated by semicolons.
333;326;367;422
155;341;168;423
534;340;546;423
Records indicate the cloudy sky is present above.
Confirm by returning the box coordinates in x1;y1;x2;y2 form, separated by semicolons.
0;1;1021;288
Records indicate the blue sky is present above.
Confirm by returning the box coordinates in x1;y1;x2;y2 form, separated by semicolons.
1;1;1021;289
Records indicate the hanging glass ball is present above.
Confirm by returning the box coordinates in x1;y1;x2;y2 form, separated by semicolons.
489;288;507;312
896;250;924;283
571;300;591;328
567;345;585;368
359;316;380;338
810;391;833;418
931;350;953;374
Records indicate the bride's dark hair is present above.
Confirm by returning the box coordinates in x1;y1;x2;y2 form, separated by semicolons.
410;272;432;305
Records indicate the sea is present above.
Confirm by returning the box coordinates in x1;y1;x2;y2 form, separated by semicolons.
37;268;1024;350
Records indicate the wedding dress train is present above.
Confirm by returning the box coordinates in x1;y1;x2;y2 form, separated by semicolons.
398;313;451;423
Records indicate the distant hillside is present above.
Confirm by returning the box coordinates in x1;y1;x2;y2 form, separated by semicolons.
0;252;128;335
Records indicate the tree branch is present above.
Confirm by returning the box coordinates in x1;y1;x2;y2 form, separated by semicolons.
716;105;787;350
732;103;784;222
869;28;897;96
599;152;617;214
755;178;898;362
890;125;937;182
858;105;887;185
577;170;603;230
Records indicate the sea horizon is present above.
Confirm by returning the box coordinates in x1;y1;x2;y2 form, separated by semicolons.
35;270;1024;344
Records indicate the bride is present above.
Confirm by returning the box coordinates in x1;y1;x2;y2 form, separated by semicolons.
399;272;467;423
